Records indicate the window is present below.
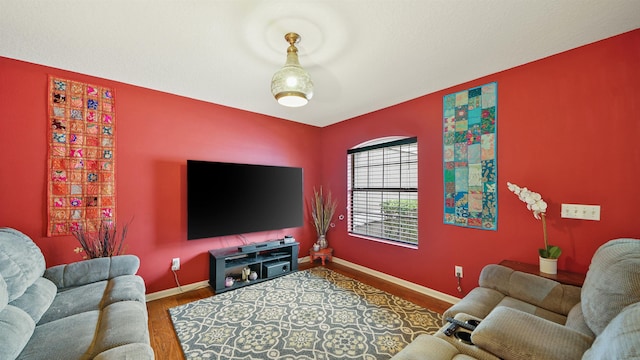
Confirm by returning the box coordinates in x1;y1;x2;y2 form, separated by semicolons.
347;137;418;245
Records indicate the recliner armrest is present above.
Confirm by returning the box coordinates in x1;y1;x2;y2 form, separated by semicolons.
443;287;505;322
43;255;140;289
471;306;593;360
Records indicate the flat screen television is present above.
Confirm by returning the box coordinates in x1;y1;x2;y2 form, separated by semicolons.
187;160;303;240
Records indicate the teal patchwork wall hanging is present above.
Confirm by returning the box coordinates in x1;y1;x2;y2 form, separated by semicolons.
443;82;497;230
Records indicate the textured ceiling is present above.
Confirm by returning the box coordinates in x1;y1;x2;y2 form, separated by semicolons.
1;1;639;127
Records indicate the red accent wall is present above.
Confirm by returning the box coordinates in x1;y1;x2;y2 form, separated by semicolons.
319;29;640;296
0;58;321;293
1;29;638;297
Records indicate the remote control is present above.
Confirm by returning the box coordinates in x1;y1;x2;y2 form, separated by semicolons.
443;322;458;336
445;317;477;331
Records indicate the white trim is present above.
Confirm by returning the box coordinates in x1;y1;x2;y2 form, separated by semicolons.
352;135;409;149
332;257;461;305
145;255;460;305
145;280;210;302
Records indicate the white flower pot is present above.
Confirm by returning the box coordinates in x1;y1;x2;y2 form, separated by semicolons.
539;256;558;275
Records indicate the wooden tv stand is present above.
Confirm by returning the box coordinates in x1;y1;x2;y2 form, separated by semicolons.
209;241;299;293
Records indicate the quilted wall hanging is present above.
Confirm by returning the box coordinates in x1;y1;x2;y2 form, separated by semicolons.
443;82;497;230
47;76;116;236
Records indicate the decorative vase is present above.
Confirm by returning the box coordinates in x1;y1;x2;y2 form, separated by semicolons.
225;277;234;287
241;267;250;282
249;271;258;281
317;235;328;249
313;243;320;251
539;256;558;275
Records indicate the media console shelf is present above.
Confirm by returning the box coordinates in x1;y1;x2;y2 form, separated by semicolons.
209;241;299;293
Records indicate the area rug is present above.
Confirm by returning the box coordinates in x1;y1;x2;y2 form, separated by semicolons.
169;267;442;359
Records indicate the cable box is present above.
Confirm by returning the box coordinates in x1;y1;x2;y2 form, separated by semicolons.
238;241;281;253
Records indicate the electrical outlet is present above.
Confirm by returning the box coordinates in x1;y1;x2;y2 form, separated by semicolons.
455;265;463;278
171;258;180;271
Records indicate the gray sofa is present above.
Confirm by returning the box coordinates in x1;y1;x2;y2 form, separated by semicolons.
0;227;154;360
392;238;640;360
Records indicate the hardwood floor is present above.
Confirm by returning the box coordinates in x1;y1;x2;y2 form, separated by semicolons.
146;261;453;359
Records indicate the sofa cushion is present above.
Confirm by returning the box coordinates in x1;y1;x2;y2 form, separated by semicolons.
0;228;46;302
39;274;146;325
93;343;155;360
91;301;151;356
102;274;146;306
471;306;593;360
0;304;36;360
564;302;595;338
479;264;580;316
9;277;56;324
582;302;640;360
0;274;7;311
581;238;640;335
38;280;107;325
507;271;580;316
18;310;100;359
19;301;151;360
495;297;568;325
43;255;140;289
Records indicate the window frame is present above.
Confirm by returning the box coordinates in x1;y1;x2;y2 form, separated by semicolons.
347;136;418;246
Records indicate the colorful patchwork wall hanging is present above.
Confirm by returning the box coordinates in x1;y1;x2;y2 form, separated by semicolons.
47;76;116;236
443;82;497;230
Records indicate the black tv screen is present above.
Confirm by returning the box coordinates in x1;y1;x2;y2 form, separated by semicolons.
187;160;303;240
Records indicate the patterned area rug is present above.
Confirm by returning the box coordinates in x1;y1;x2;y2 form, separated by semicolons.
169;267;442;359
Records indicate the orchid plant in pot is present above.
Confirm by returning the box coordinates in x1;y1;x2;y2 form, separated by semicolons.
311;187;337;249
507;182;561;273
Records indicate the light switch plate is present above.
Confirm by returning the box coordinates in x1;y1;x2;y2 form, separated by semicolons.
561;204;600;221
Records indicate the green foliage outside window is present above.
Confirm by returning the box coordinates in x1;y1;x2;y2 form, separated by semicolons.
381;199;418;244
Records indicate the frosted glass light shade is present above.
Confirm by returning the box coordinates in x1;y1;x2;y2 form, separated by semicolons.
271;33;313;107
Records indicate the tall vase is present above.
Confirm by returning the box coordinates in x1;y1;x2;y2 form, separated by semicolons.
539;256;558;275
318;235;328;249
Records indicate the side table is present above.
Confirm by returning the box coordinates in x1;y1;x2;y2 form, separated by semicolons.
310;247;333;266
499;260;586;287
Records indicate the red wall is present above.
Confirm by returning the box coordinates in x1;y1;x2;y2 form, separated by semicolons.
319;29;640;297
1;29;639;298
0;58;321;293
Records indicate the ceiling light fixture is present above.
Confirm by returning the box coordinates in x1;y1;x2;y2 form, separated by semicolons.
271;32;313;107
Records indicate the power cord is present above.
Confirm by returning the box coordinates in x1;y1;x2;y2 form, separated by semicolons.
172;269;183;292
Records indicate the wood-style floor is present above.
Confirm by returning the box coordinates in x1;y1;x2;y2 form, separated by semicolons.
146;261;453;359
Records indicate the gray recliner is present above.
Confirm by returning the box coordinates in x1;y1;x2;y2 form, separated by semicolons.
0;227;154;360
392;238;640;360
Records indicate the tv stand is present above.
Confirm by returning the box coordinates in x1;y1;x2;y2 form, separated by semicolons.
209;241;299;293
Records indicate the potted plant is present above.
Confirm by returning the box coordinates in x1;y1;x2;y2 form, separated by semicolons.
507;182;561;274
311;187;337;249
71;219;131;259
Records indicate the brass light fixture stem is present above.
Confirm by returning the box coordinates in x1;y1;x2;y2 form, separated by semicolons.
285;33;300;54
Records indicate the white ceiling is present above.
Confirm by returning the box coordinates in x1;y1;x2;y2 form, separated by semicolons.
1;1;639;127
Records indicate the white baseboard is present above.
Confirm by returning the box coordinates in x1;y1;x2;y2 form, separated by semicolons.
331;257;461;305
145;280;210;302
145;255;460;305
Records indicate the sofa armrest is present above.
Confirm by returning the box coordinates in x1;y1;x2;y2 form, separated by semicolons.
443;287;505;322
43;255;140;289
471;306;593;360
